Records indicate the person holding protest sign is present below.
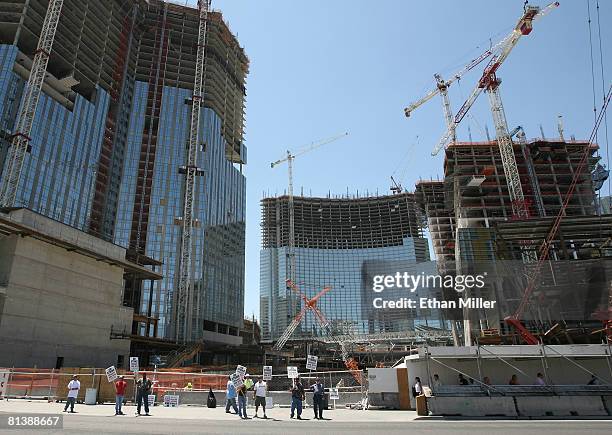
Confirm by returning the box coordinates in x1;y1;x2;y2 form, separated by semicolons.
253;377;268;419
290;376;305;419
136;373;152;416
237;383;249;419
114;376;127;415
311;378;325;420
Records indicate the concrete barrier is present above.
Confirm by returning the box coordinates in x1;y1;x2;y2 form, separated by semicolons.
515;396;608;417
602;396;612;416
427;396;518;417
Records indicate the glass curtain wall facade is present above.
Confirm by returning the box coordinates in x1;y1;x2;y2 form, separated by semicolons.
260;193;441;343
0;1;249;345
0;46;109;231
114;84;246;340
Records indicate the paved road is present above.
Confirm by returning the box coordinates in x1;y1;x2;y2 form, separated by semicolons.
2;413;612;435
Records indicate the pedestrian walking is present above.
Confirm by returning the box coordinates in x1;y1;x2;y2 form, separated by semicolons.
535;373;546;386
508;374;519;385
225;376;239;414
136;373;152;416
237;384;249;419
412;377;422;398
458;374;469;385
114;376;127;415
253;377;268;419
311;378;325;420
62;375;80;413
290;376;305;419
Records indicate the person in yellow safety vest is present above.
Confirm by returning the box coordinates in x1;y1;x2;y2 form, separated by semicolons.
244;374;254;390
184;382;193;391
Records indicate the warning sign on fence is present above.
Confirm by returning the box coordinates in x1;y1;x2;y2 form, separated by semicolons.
287;366;298;379
263;366;272;381
329;388;339;400
130;357;139;372
163;395;180;407
105;366;118;383
0;372;9;397
148;394;156;407
306;355;318;371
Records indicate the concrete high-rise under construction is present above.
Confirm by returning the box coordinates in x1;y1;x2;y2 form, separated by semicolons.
0;1;248;347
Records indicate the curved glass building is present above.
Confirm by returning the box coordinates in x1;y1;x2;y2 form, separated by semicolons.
260;193;444;343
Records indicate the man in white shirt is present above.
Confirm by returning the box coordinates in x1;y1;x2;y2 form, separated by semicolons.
253;377;268;419
63;375;80;413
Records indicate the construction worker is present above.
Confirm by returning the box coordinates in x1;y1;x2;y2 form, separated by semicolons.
114;375;127;416
62;375;80;413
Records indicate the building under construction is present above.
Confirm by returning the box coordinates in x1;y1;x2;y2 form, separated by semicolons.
416;138;612;345
260;192;451;347
0;0;249;364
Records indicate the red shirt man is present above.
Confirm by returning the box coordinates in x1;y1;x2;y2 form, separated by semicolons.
114;376;128;416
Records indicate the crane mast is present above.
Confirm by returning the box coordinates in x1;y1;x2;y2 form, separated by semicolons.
0;0;64;207
175;0;209;343
270;132;348;299
432;2;559;216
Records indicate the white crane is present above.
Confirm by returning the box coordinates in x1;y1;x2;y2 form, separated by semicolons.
270;132;348;286
404;50;494;144
433;1;559;218
0;0;64;207
175;0;209;343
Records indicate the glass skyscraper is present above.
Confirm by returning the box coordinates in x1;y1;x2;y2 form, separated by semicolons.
0;0;248;346
260;193;444;343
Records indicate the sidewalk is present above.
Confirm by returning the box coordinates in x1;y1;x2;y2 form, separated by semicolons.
0;399;419;423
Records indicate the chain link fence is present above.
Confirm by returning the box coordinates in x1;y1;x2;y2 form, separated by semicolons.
0;367;367;406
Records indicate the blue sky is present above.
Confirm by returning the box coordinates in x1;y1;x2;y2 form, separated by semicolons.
192;0;611;319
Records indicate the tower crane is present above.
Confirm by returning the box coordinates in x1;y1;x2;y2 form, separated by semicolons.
404;51;495;145
275;279;363;384
433;1;559;219
175;0;209;343
270;132;348;287
0;0;64;207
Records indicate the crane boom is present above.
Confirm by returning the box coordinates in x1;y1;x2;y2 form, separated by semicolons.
0;0;64;207
432;2;560;157
175;0;209;343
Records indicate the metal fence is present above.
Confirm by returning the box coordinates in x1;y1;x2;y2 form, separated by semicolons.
0;368;366;404
265;369;365;393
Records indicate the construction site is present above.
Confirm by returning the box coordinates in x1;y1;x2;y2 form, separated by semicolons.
0;0;612;424
257;1;612;381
